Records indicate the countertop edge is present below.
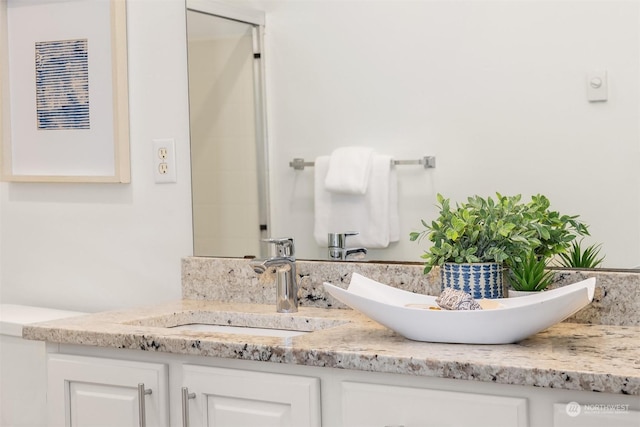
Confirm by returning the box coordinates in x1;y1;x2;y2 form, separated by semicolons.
21;303;640;396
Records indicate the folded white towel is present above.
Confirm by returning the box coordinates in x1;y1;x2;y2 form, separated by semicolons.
314;156;333;246
314;153;399;249
388;166;400;242
324;147;374;195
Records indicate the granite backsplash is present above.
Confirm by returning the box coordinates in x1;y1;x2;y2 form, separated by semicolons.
182;257;640;326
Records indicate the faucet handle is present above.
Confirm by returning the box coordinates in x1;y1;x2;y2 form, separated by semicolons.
328;232;358;249
263;237;295;257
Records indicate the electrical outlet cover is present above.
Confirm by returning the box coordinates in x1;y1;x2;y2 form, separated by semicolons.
153;138;177;183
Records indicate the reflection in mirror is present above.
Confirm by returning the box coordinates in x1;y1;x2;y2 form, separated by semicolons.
185;1;640;271
187;9;268;258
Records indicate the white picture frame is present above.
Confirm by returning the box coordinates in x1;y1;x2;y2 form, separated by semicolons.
0;0;130;183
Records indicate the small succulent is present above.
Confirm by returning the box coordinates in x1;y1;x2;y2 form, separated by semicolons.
508;251;555;292
557;239;605;269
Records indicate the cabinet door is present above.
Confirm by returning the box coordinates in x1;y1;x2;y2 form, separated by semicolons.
181;364;321;427
48;354;169;427
0;335;48;427
341;381;528;427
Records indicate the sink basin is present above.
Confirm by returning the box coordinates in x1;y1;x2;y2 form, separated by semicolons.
124;308;347;338
169;323;308;338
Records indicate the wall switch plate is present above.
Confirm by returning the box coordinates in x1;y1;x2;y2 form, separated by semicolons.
587;71;608;102
153;138;177;183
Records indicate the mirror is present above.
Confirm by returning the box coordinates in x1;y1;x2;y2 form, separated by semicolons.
187;0;640;270
187;7;269;258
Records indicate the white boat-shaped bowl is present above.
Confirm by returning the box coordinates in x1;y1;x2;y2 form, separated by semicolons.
323;273;595;344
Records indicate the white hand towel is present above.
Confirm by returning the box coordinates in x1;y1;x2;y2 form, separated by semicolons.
314;156;332;246
388;164;400;243
314;154;399;249
324;147;374;195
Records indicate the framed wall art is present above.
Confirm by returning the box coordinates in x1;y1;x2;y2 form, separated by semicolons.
0;0;130;183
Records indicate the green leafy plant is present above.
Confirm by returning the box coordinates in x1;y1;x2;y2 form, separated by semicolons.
508;251;555;292
557;239;605;268
410;193;589;273
521;194;590;259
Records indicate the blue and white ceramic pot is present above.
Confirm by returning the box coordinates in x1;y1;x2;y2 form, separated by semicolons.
440;262;505;299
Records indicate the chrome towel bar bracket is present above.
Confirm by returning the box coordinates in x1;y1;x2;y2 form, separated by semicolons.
289;156;436;171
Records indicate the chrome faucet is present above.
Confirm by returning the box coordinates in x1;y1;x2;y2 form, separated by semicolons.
328;232;367;261
250;237;298;313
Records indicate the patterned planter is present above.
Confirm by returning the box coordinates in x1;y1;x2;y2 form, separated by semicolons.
441;262;505;299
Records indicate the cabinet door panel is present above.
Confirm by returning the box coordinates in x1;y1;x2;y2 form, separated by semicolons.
69;382;139;427
48;354;169;427
182;364;321;427
342;381;528;427
206;395;291;427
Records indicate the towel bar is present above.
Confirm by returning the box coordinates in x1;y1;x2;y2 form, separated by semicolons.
289;156;436;171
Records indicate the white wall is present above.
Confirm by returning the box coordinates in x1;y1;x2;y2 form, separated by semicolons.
0;0;193;312
258;0;640;267
1;0;639;314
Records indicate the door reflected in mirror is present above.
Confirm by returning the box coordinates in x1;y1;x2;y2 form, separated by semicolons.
187;10;268;258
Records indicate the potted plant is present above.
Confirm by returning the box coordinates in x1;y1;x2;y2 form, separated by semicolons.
508;250;555;296
410;193;589;299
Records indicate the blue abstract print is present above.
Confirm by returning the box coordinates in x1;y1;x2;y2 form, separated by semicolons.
35;39;90;130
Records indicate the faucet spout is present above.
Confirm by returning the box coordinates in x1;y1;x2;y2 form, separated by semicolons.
250;256;294;275
344;247;368;260
250;257;280;275
327;232;367;261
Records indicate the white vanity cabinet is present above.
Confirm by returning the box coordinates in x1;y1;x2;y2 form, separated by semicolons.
179;364;321;427
340;381;528;427
44;346;639;427
47;354;170;427
46;351;321;427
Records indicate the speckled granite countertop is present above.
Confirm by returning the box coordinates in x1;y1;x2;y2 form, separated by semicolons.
22;257;640;396
23;298;640;396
